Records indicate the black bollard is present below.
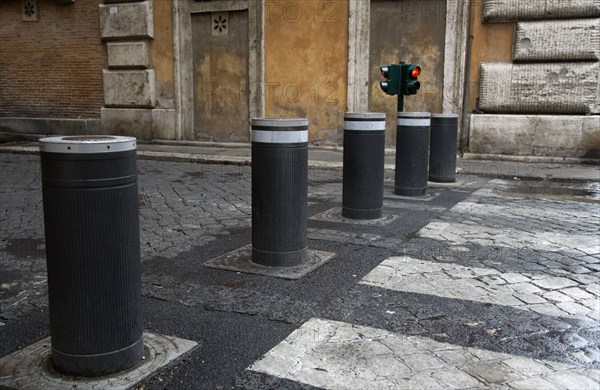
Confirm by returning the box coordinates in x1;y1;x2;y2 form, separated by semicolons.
342;112;386;220
39;136;143;377
429;113;459;183
394;112;431;196
251;119;308;267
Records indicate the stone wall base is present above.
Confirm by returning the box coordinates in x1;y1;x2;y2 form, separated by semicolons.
100;108;176;140
0;109;176;141
469;114;600;159
0;117;100;137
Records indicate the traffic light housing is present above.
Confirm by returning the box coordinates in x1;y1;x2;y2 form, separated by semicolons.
379;62;421;96
378;61;422;112
400;64;421;95
379;65;401;95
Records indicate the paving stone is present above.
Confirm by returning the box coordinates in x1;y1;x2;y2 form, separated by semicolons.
580;298;600;311
557;301;593;316
510;283;544;294
567;265;595;274
508;376;560;390
528;304;570;318
560;333;589;349
500;273;531;284
435;350;480;366
513;292;548;305
569;274;600;285
532;277;579;290
581;264;600;272
430;369;483;388
401;353;446;371
502;357;554;377
543;291;575;303
584;284;600;296
545;370;600;389
463;361;526;384
583;347;600;363
571;351;595;364
561;287;596;301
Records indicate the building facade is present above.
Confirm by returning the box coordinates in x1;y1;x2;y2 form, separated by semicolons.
1;0;598;159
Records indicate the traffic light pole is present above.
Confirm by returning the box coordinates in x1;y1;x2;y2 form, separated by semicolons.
397;94;404;113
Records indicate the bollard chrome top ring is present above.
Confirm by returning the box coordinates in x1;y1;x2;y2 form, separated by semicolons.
251;118;308;128
397;112;431;118
344;112;386;131
431;113;459;118
397;112;431;127
251;118;308;144
344;112;386;120
39;135;137;154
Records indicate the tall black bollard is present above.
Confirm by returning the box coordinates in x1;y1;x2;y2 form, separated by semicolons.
39;136;143;377
394;112;431;196
342;112;386;220
429;113;459;183
251;119;308;267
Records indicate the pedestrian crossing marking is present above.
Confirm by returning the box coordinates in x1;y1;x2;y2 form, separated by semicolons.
249;318;599;389
360;256;599;322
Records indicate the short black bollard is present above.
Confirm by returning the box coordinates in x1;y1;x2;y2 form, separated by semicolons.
429;113;459;183
342;112;386;220
39;136;143;377
251;119;308;267
395;112;431;196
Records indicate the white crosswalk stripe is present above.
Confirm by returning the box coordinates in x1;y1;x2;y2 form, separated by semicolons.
249;318;599;389
360;256;599;322
247;183;600;388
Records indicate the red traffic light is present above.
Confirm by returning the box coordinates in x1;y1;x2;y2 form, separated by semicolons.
411;66;421;78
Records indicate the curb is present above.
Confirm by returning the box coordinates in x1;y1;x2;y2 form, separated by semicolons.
1;145;597;182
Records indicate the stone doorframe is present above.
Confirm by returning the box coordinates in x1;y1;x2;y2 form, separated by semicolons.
173;0;264;140
347;0;469;123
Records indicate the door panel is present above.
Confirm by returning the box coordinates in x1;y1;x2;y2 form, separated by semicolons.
192;11;249;142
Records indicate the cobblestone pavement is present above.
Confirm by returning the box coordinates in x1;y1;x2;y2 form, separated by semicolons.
0;153;599;389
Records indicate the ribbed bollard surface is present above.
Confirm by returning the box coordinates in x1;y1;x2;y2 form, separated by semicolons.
39;136;143;377
429;113;458;183
342;112;386;220
395;112;431;196
251;119;308;267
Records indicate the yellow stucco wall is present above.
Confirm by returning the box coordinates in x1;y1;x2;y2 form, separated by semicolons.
264;0;349;144
467;1;514;113
150;0;175;109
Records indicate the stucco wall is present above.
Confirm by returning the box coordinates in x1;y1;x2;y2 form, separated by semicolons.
466;0;514;114
150;0;175;110
264;0;349;145
191;10;249;142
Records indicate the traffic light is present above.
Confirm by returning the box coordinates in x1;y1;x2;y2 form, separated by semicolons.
379;64;400;95
378;61;422;112
400;64;421;95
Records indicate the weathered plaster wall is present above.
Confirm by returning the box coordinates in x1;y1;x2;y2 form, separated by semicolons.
263;0;349;145
0;0;106;119
368;0;447;147
466;0;514;114
191;10;249;142
150;0;175;110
